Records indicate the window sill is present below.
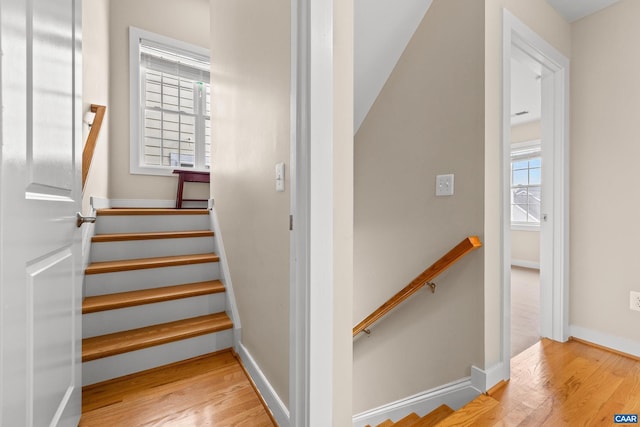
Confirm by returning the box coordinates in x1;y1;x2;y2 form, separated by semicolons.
130;164;210;177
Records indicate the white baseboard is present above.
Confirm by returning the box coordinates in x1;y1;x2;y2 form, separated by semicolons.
470;363;507;393
90;196;111;210
352;377;481;427
237;342;289;427
208;203;241;336
511;259;540;269
570;325;640;358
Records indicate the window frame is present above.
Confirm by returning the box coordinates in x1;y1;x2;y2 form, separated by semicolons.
510;139;541;231
129;27;211;176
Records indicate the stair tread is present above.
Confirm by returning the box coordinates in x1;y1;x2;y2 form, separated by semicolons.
394;413;420;427
97;208;208;216
85;253;219;275
434;394;499;427
377;421;394;427
83;280;225;314
82;313;233;362
409;405;454;427
92;230;214;242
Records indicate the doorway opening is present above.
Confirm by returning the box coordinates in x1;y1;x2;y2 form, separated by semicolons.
501;10;570;378
509;54;542;358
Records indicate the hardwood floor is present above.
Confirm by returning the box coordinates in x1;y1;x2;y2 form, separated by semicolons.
511;266;540;357
483;338;640;425
80;350;276;426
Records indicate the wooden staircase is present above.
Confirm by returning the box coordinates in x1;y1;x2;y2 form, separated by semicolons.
367;393;502;427
82;208;234;385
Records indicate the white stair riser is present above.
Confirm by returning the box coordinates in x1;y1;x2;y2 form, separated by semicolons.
83;296;228;338
85;263;220;296
82;329;234;386
90;237;215;262
95;214;210;234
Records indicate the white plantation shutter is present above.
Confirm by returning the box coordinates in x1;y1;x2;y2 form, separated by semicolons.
137;36;211;170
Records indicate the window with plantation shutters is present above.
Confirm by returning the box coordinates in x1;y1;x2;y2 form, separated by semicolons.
129;27;211;176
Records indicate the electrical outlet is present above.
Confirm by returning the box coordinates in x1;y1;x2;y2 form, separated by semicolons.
630;291;640;312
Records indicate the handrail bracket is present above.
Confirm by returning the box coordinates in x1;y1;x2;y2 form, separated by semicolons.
427;282;437;293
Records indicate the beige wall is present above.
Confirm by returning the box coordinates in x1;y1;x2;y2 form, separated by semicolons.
353;0;484;413
82;0;110;214
108;0;209;201
570;0;640;342
484;0;570;367
333;0;354;424
210;0;291;408
511;121;540;266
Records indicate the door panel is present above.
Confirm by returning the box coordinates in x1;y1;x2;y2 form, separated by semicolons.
1;0;82;425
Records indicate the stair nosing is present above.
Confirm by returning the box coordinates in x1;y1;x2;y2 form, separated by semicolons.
82;313;233;362
85;253;219;275
82;280;225;314
91;230;214;243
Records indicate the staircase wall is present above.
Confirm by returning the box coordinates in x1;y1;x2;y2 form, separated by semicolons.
353;0;485;413
209;0;292;411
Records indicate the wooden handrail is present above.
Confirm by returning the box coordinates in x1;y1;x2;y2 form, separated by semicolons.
82;104;107;189
353;236;482;337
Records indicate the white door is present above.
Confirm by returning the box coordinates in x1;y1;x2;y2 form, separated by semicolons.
0;0;83;426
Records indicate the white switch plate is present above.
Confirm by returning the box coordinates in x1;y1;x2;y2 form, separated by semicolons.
630;291;640;312
436;174;454;196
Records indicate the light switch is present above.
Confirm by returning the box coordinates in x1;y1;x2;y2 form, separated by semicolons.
275;162;285;192
436;174;454;196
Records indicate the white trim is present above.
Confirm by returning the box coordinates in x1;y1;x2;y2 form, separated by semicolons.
289;0;311;424
502;10;570;383
308;0;335;423
511;259;540;270
89;196;111;210
289;0;338;425
470;363;507;393
352;377;480;427
207;202;242;346
570;326;640;359
511;223;540;232
237;342;290;427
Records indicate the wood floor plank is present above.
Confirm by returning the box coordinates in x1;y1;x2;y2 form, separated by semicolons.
80;351;274;426
85;253;219;275
394;412;420;427
82;313;232;362
82;280;225;313
91;230;213;242
410;405;454;426
97;208;208;216
434;394;499;426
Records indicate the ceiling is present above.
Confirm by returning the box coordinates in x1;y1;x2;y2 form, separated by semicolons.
511;58;541;126
546;0;621;22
